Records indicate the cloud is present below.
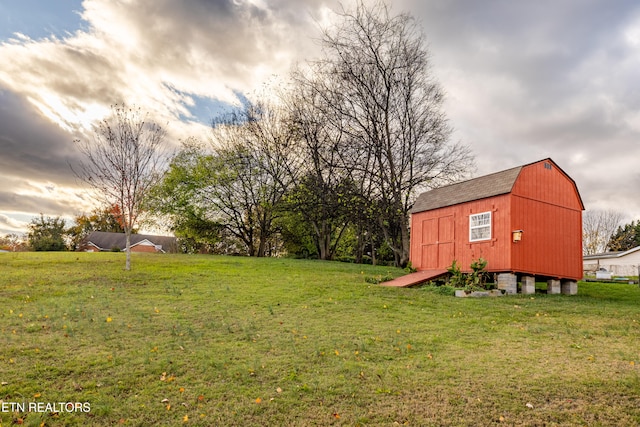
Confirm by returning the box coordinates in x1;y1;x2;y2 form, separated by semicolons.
395;0;640;217
1;0;640;233
0;0;341;233
0;213;27;235
0;89;79;185
0;0;333;133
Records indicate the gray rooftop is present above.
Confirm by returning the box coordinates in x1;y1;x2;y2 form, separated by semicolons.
411;165;523;213
85;231;178;253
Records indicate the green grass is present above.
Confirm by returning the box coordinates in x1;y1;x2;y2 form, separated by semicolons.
1;252;640;426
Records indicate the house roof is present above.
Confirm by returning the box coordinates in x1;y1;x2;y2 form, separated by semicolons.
583;246;640;260
85;231;177;253
411;165;522;213
411;158;583;213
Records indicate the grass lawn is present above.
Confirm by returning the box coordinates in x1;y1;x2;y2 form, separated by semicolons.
1;252;640;426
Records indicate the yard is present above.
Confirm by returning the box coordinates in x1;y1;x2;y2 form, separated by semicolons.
1;252;639;426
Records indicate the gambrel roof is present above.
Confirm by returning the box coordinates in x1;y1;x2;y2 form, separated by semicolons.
411;158;584;214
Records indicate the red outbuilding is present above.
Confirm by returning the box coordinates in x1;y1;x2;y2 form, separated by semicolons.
408;158;584;294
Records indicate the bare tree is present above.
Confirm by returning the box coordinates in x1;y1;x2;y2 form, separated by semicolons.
207;102;296;256
310;0;473;266
74;104;167;270
582;209;624;255
282;74;354;260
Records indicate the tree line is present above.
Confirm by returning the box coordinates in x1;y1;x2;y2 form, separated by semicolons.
6;2;471;269
147;2;472;267
11;2;640;269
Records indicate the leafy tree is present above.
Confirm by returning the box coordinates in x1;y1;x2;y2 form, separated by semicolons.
27;214;67;251
147;141;226;253
608;220;640;252
276;209;319;259
74;104;167;270
282;174;353;260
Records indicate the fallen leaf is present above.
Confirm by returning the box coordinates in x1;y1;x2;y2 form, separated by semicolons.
166;404;171;411
197;395;205;401
179;387;185;393
183;415;188;422
255;397;262;404
33;392;41;398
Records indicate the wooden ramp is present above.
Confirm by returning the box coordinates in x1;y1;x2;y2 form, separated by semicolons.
380;269;448;288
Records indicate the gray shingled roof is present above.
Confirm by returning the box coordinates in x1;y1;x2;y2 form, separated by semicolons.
85;231;178;253
411;165;523;213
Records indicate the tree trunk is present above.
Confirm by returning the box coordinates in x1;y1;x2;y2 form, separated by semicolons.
355;224;364;264
125;229;131;271
399;213;410;268
257;234;267;257
312;220;332;261
370;234;377;266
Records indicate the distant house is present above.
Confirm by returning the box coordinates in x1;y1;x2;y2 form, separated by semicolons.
81;231;178;254
583;247;640;277
409;158;584;294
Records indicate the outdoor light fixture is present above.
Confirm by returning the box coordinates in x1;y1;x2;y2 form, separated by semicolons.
512;230;523;243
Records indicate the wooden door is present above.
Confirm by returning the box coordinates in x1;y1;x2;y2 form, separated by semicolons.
421;215;455;269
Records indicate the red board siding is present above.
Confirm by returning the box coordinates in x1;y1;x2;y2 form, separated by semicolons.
511;161;583;210
510;161;583;280
511;196;582;280
410;194;512;272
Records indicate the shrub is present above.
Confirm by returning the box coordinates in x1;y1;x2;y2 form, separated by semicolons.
446;258;491;291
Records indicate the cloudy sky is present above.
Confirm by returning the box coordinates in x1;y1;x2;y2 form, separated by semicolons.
1;0;639;236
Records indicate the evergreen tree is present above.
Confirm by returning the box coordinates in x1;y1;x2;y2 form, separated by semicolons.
608;221;640;251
